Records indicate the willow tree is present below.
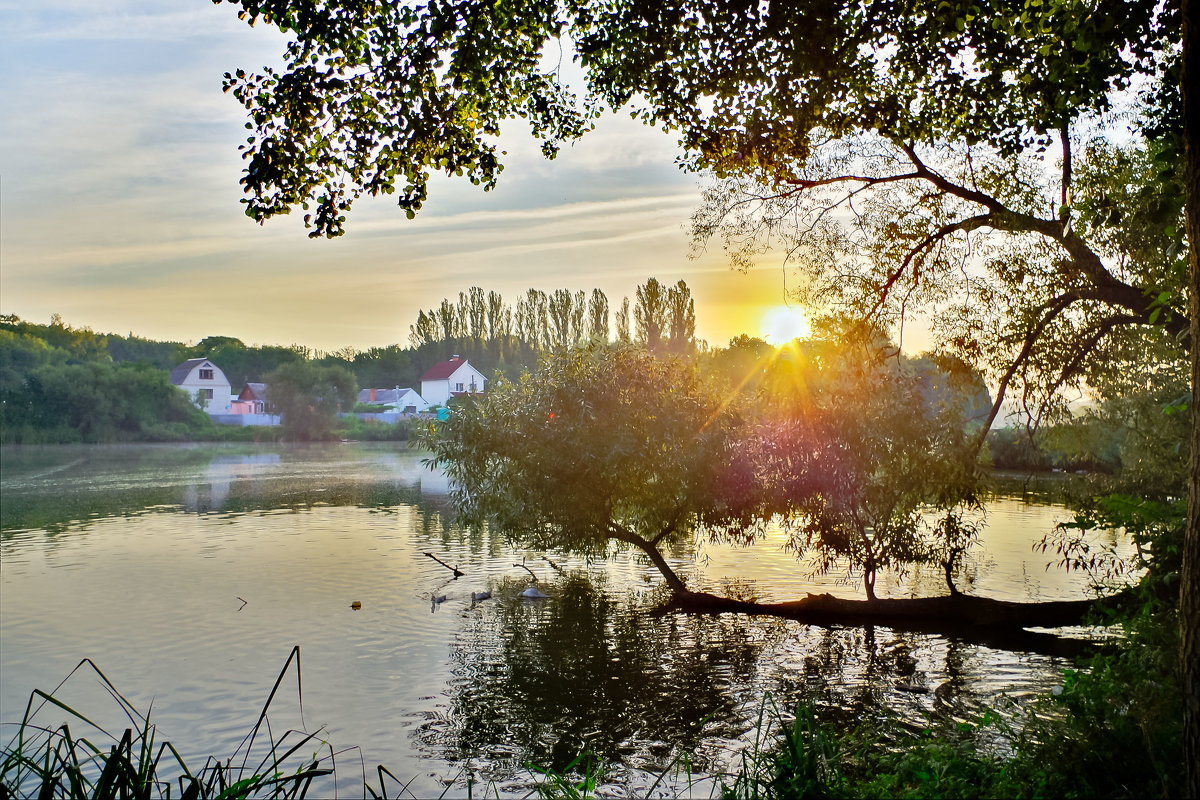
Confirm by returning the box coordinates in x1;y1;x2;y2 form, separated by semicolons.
429;338;1122;640
749;322;987;602
425;345;761;595
265;361;357;441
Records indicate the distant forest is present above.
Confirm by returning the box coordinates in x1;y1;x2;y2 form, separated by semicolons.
1;278;699;393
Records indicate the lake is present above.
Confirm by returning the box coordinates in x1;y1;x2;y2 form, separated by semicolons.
0;443;1125;796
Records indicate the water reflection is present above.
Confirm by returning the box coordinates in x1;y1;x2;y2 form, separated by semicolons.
0;444;1100;795
422;573;768;778
0;443;450;535
421;571;1067;789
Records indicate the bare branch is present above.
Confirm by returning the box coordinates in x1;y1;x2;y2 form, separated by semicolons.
782;171;923;191
899;143;1005;212
871;213;994;315
971;292;1079;453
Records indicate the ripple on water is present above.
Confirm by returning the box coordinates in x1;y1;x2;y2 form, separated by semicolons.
1;445;1113;793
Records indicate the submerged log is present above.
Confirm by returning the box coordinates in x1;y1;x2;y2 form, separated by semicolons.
672;589;1125;627
662;589;1144;658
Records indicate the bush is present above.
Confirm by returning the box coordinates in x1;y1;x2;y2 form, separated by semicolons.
337;415;419;441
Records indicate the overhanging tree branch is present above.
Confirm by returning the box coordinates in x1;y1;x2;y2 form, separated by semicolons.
972;292;1079;453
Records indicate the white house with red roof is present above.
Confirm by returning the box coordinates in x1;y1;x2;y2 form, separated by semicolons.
419;356;487;406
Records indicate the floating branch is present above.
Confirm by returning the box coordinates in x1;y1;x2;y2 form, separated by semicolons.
424;552;463;578
513;559;539;582
236;596;248;611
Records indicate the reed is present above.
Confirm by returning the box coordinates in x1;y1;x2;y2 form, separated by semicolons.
0;647;340;799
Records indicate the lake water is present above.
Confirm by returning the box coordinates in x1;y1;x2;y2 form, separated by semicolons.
0;443;1126;796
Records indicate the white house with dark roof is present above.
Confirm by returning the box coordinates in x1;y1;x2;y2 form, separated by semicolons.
419;356;487;406
357;386;430;414
170;358;232;414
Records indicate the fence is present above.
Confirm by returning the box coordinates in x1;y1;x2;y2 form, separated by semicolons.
209;413;282;426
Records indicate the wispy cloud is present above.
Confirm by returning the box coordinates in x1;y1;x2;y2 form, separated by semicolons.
0;0;790;351
357;192;699;234
1;2;276;44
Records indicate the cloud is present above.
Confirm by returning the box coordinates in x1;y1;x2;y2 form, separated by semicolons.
0;0;794;352
356;192;698;234
1;2;280;45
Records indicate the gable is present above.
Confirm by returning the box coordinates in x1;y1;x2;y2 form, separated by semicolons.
169;358;208;385
170;359;229;387
240;382;268;401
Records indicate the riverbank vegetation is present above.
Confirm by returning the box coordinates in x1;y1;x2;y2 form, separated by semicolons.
722;600;1181;800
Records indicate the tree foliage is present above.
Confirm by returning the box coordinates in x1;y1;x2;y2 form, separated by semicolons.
426;344;755;594
1;357;211;444
743;321;987;598
265;361;357;441
215;0;1173;238
429;335;990;600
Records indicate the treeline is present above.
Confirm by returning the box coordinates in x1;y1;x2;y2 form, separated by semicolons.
0;278;700;406
8;298;1163;468
985;386;1189;491
0;282;1009;448
0;278;700;443
0;323;212;444
408;279;697;354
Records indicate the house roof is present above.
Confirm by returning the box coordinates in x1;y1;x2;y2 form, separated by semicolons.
241;382;268;400
169;358;214;385
420;357;471;381
357;387;419;405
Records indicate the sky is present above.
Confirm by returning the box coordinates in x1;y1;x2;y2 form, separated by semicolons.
0;0;807;354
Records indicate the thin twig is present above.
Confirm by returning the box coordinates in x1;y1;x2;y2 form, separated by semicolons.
513;561;538;582
424;552;464;578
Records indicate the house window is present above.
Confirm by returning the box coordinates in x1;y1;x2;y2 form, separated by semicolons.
199;368;214;380
202;389;214;400
455;382;464;392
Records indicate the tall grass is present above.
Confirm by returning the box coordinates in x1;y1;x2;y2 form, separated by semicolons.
713;604;1182;799
0;647;343;799
720;698;844;800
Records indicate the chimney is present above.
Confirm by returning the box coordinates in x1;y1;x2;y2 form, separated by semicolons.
370;388;376;402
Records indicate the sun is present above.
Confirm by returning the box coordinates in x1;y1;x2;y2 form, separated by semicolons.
760;305;811;345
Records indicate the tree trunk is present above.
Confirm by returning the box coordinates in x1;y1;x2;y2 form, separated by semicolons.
664;589;1143;658
670;588;1135;627
627;537;1148;654
614;529;690;595
1182;1;1200;797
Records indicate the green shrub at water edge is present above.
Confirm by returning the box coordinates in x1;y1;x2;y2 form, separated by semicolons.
336;416;419;442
